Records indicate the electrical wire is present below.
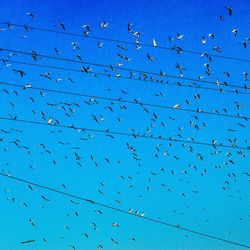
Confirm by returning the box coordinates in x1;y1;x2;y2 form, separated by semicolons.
0;81;249;120
0;116;249;150
1;48;249;91
0;21;250;63
0;173;250;249
4;59;250;95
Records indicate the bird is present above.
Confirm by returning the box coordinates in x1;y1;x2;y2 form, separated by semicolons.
100;21;109;29
240;41;247;49
232;29;238;36
225;6;233;16
25;12;35;19
177;32;183;40
153;38;157;47
147;53;155;61
59;22;66;30
21;240;36;244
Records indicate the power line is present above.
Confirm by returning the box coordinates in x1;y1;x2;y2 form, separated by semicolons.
1;21;250;64
0;81;249;121
0;173;250;249
1;48;249;91
0;116;249;150
4;59;250;96
1;21;250;250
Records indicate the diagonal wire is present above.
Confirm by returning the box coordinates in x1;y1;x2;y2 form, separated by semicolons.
0;48;249;91
0;116;249;150
0;173;250;249
3;59;250;95
0;21;250;63
0;81;249;120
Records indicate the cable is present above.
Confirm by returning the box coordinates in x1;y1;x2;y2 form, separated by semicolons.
0;81;249;120
0;173;250;249
0;21;250;64
0;116;249;150
1;48;249;91
4;59;250;95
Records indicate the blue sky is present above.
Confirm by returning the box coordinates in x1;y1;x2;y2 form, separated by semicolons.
0;0;250;249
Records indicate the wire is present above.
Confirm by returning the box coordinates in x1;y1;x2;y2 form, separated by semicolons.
0;173;250;249
4;59;250;95
0;81;249;120
1;21;250;250
0;116;249;150
1;48;249;91
1;21;250;64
